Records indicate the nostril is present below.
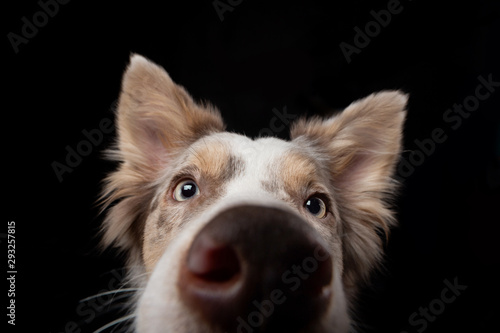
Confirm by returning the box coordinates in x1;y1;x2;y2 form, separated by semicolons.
187;235;241;283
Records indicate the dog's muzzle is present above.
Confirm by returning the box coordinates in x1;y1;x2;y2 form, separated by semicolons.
178;205;333;332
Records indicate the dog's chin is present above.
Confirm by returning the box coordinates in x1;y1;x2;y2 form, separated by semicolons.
136;272;350;333
135;204;351;333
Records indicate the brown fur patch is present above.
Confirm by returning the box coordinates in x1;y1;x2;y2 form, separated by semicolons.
262;150;330;204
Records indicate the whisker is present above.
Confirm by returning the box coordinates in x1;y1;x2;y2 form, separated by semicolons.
93;314;135;333
98;267;128;278
123;270;149;285
80;288;141;303
92;292;138;311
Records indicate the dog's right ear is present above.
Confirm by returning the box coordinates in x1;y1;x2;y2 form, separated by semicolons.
290;91;407;290
100;55;224;257
113;54;225;178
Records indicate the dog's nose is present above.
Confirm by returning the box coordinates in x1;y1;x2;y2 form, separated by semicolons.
178;205;333;332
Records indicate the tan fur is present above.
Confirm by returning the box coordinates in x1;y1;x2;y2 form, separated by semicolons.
262;150;338;227
279;151;326;200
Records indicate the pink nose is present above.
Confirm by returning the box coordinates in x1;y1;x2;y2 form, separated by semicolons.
178;205;333;332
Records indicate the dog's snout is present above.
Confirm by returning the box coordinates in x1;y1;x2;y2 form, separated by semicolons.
178;205;333;332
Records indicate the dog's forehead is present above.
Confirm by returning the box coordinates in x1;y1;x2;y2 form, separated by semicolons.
187;132;324;197
199;132;295;168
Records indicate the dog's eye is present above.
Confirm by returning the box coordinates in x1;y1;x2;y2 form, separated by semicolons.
173;180;200;201
305;196;327;218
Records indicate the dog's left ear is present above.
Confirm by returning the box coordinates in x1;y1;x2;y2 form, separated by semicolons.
290;91;407;288
114;54;225;178
100;55;224;261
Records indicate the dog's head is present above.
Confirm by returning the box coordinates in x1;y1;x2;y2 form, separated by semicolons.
100;55;407;332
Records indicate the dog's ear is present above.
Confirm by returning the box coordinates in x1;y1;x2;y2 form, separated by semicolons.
114;54;224;177
100;55;224;262
290;91;407;289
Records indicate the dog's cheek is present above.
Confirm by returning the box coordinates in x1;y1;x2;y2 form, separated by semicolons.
142;208;179;273
320;217;345;280
301;213;345;281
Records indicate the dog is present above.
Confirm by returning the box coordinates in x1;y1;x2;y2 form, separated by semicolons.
99;54;407;332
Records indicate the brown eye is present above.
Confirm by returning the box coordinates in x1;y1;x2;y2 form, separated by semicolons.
305;196;327;218
173;180;200;201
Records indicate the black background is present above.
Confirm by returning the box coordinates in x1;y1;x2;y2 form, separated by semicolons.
4;0;500;332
